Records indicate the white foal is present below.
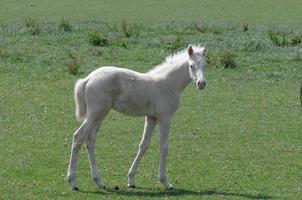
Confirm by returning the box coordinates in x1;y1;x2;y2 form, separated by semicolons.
67;45;207;191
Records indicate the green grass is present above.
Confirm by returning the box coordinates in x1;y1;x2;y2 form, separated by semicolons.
1;0;302;28
1;0;302;199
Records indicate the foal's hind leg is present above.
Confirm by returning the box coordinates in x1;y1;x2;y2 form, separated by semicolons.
85;110;109;189
83;90;112;189
67;120;87;191
67;104;110;191
127;116;157;187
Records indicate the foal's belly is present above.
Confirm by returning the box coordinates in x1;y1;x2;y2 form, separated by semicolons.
112;96;153;116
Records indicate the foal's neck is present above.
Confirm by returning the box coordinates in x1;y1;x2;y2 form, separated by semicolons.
150;61;191;93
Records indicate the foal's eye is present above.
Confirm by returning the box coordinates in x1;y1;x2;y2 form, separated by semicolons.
190;64;194;68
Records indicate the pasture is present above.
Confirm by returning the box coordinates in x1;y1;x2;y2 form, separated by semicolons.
0;0;302;199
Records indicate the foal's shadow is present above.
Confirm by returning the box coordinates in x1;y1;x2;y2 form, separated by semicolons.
79;187;273;199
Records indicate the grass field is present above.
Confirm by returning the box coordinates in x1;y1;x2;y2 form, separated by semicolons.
1;0;302;28
0;0;302;199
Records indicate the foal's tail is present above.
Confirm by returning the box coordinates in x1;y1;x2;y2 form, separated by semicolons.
74;78;88;123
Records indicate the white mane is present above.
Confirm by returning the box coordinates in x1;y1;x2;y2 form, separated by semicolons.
148;45;205;75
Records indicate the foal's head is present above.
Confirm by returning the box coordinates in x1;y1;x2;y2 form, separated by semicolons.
187;45;207;90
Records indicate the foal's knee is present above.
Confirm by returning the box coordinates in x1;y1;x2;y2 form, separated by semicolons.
73;132;86;145
139;143;149;154
71;143;81;152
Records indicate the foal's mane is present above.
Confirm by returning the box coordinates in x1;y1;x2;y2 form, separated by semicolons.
147;45;205;75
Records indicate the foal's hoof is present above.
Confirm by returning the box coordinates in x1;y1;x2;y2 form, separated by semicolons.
128;185;136;188
97;184;106;190
93;177;106;189
168;186;174;191
71;186;79;192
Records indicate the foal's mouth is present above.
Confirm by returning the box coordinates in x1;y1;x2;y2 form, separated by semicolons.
197;85;206;90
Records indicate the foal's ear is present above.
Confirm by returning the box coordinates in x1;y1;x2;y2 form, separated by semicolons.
202;46;208;56
188;46;194;56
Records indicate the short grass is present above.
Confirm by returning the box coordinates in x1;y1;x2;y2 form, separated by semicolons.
1;1;302;200
1;0;302;28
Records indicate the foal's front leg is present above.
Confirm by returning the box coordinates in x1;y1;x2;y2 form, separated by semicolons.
158;116;174;190
127;116;157;187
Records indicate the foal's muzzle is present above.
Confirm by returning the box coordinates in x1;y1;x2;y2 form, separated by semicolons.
196;80;206;90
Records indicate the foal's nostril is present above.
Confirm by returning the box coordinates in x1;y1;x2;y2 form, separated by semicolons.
197;80;206;88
